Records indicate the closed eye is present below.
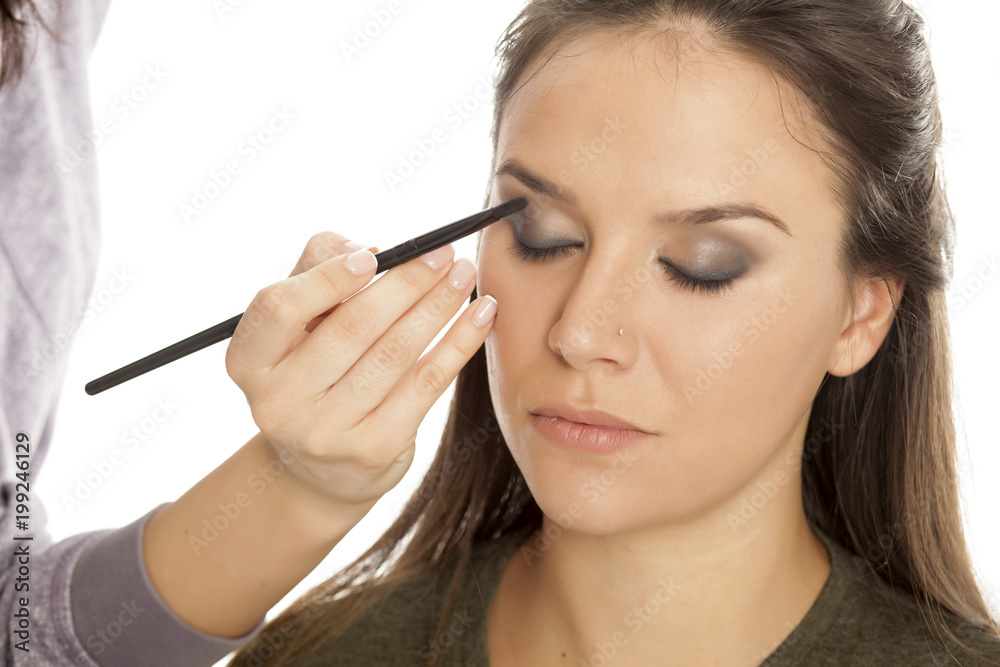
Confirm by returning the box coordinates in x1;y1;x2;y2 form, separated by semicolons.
507;238;740;295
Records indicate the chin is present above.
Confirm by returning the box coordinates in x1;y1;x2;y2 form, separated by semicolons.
514;454;653;537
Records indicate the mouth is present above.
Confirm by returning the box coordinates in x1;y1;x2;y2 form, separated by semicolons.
530;403;650;433
528;410;652;454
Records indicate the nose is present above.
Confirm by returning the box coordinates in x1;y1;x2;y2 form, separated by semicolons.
548;254;648;370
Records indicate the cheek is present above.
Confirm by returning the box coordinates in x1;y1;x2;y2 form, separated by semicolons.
478;232;540;427
663;277;842;443
731;276;844;409
479;234;528;362
476;228;509;309
477;226;558;338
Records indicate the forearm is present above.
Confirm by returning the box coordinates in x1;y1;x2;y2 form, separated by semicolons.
143;431;375;638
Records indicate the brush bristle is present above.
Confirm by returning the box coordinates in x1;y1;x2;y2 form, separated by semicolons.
490;197;528;220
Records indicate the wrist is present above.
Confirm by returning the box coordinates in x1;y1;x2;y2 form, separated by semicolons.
250;432;377;539
142;431;373;638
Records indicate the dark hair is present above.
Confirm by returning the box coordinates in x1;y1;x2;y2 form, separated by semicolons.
0;0;60;91
230;2;1000;665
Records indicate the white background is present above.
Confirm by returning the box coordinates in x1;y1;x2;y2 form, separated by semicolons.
32;1;999;665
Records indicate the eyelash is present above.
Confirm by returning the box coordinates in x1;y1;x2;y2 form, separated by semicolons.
507;239;738;295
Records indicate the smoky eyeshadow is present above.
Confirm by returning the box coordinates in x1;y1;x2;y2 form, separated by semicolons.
508;211;753;277
508;214;575;248
678;238;751;279
508;214;541;241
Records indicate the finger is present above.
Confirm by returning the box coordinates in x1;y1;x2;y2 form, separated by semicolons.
227;247;380;386
288;232;378;278
303;245;380;335
292;234;380;334
270;244;457;398
326;256;479;423
359;293;497;462
287;232;349;278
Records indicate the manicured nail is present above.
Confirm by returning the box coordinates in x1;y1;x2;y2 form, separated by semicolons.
472;295;498;327
421;244;455;270
345;249;377;275
447;258;477;291
341;240;367;253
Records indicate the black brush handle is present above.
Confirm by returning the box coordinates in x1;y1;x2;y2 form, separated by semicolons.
85;314;244;395
84;198;527;396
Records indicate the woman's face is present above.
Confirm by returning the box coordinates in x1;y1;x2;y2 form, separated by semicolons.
477;30;855;536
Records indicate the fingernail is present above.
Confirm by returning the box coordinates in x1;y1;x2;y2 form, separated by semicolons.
345;249;377;275
421;244;455;270
446;258;477;291
472;295;497;327
341;240;367;254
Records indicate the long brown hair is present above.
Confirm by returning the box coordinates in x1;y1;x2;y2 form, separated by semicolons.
0;0;60;91
230;1;1000;664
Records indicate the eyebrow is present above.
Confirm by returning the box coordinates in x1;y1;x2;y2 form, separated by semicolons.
495;159;793;237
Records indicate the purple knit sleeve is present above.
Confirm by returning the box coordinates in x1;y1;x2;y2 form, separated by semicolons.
69;502;265;666
0;493;264;666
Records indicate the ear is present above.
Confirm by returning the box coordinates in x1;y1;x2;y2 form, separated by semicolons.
827;274;906;377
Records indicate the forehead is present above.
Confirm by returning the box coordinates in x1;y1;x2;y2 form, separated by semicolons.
494;29;842;235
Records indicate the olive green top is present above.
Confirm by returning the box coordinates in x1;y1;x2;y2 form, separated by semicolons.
301;523;1000;666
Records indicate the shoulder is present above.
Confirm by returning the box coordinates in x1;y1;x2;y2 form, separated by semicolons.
295;572;445;667
782;528;1000;666
296;527;533;667
831;573;1000;664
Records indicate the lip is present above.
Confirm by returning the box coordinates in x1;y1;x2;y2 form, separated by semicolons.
530;403;650;432
530;414;652;454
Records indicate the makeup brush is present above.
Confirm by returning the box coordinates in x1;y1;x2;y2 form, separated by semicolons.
84;198;527;395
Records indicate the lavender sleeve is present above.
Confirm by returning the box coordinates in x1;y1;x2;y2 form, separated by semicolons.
68;503;264;666
1;497;263;666
1;0;263;664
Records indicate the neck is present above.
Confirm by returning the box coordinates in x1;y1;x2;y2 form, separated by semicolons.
490;435;832;666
